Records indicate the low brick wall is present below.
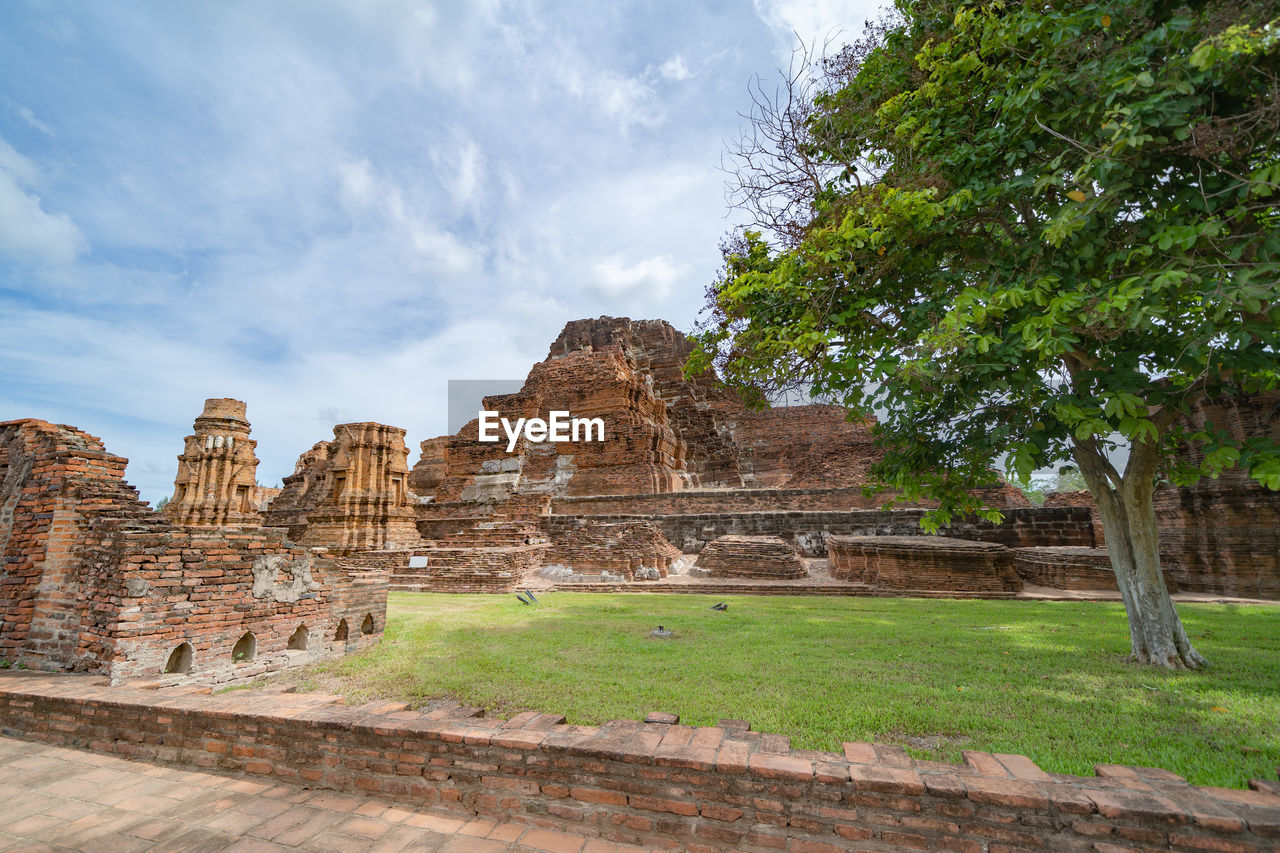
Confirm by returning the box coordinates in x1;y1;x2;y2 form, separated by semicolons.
1014;547;1122;591
552;487;896;515
829;536;1022;593
694;535;807;580
553;506;1095;558
546;581;1020;599
389;544;548;593
1;672;1277;851
543;519;682;579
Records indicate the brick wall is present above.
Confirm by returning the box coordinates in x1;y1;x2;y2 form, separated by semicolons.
551;487;899;516
829;536;1022;593
543;519;682;579
1;671;1276;851
1153;392;1280;600
387;545;548;593
693;536;807;580
0;419;389;684
545;506;1096;557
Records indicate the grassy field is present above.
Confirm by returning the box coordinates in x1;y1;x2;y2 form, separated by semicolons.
286;591;1280;788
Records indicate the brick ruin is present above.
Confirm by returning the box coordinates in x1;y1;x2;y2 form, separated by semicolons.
379;316;1076;595
417;317;939;500
9;314;1275;665
265;422;426;553
1012;546;1123;591
541;518;683;582
1155;391;1280;599
162;398;263;527
692;535;807;580
1011;546;1183;592
829;536;1023;593
0;414;388;683
255;315;1264;600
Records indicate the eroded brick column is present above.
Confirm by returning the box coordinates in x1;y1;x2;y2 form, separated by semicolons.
296;423;424;552
163;398;262;527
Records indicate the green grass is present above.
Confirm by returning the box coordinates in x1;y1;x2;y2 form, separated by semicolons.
287;591;1280;788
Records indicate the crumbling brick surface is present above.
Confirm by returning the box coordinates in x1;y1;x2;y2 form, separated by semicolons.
414;317;947;503
261;439;333;538
268;423;425;554
548;485;1031;517
542;518;682;579
830;535;1023;592
694;535;807;579
408;435;449;496
430;346;686;503
162;398;263;527
1013;546;1181;593
0;418;387;683
382;542;549;594
1154;392;1280;599
1045;489;1107;546
1014;546;1122;590
542;505;1097;558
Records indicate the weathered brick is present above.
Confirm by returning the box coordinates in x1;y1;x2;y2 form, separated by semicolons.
629;795;698;817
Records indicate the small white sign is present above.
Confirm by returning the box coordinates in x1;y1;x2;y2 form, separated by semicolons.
408;555;429;569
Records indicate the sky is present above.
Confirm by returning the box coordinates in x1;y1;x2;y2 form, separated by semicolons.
0;0;887;504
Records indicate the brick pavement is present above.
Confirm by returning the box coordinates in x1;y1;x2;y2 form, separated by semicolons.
0;736;659;853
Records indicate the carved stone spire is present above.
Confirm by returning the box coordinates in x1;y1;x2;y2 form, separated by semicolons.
163;398;262;527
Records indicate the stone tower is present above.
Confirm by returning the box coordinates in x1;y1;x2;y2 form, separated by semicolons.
163;398;262;527
295;422;424;552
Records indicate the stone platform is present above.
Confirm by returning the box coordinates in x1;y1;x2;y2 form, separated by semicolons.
692;535;807;579
829;535;1023;593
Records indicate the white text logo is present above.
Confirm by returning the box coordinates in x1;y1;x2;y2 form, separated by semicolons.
477;410;605;452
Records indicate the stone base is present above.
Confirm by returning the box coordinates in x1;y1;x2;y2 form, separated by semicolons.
693;535;807;580
830;535;1022;592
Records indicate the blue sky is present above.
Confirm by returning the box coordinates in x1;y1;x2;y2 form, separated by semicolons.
0;0;883;503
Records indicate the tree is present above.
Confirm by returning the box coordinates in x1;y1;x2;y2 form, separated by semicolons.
693;0;1280;668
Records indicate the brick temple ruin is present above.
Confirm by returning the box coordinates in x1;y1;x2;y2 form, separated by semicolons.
2;315;1279;852
0;402;388;684
2;315;1276;684
266;316;1278;601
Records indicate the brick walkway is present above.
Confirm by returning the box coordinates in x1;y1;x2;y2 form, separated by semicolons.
0;737;659;853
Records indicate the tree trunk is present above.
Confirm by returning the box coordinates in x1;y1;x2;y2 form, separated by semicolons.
1072;439;1208;669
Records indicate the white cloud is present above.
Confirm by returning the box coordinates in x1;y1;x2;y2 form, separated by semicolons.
16;105;56;138
658;55;692;82
561;67;666;130
335;155;480;275
0;139;39;185
591;254;685;301
752;0;881;57
430;131;487;217
0;139;86;266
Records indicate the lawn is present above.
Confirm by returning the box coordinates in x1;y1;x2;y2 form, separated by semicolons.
287;591;1280;788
